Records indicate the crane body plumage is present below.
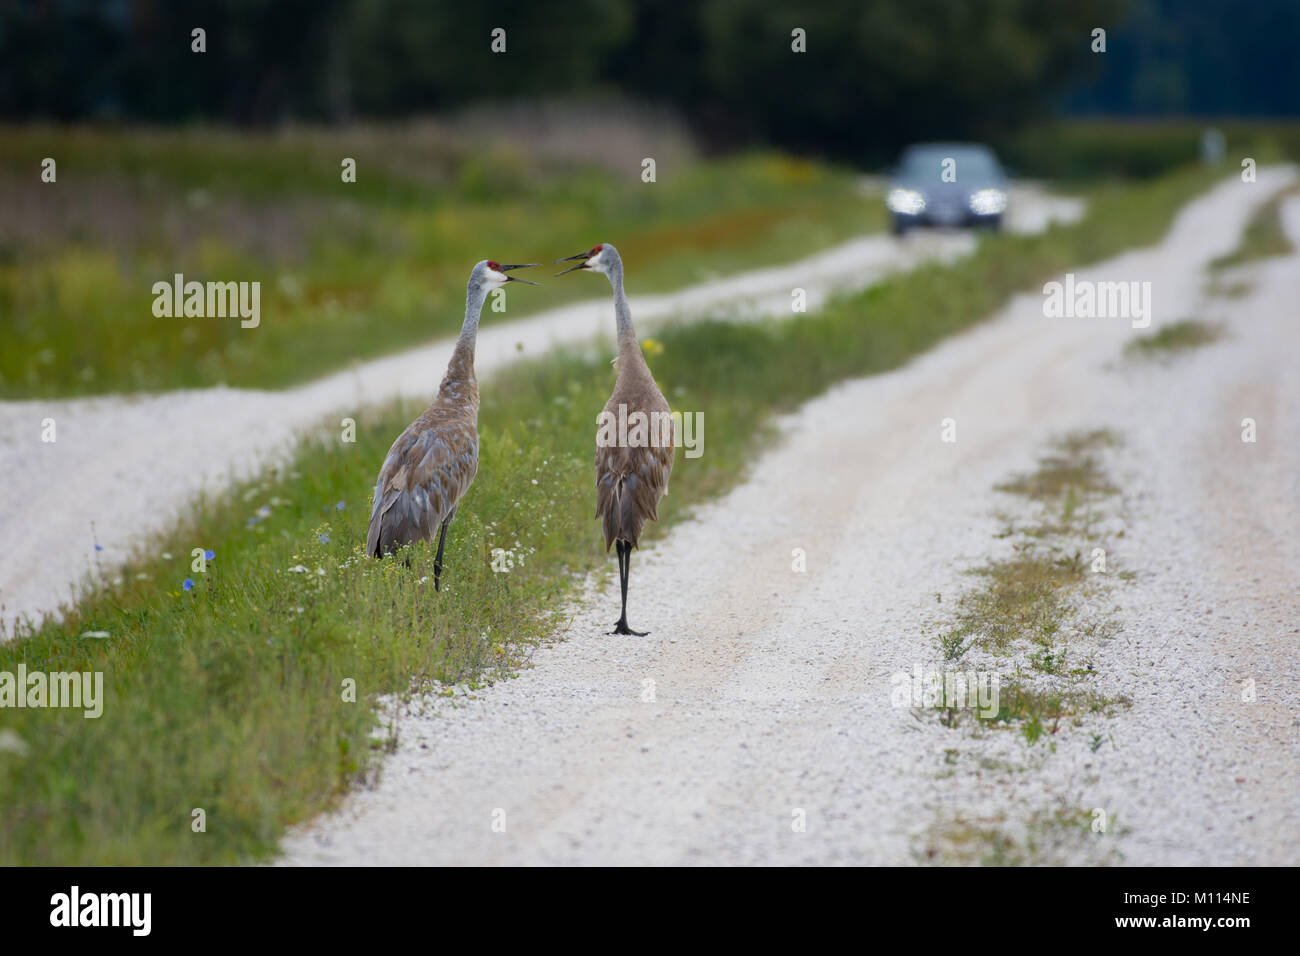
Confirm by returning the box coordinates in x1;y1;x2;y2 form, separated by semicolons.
595;331;673;552
557;242;673;634
367;260;535;588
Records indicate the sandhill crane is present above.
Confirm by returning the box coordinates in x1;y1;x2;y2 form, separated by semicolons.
556;243;673;635
367;260;537;590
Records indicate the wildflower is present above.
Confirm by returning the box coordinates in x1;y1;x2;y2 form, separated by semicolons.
80;630;111;639
0;730;28;758
183;578;195;591
258;505;271;517
287;565;309;573
204;549;215;561
162;552;173;560
318;533;330;544
336;501;345;511
94;544;103;552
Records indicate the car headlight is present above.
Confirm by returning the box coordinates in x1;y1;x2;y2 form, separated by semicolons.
969;188;1007;215
886;188;926;215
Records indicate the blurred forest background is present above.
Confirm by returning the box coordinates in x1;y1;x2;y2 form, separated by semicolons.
3;0;1298;165
2;0;1298;398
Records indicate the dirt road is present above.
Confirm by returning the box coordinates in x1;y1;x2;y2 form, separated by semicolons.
0;187;1074;635
279;169;1299;865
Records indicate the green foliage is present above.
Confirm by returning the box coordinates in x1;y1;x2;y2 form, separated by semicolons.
0;131;879;399
1002;119;1300;180
1208;186;1297;270
1124;319;1223;359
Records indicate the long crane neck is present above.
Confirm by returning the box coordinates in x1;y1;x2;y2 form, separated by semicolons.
609;262;649;374
442;281;489;396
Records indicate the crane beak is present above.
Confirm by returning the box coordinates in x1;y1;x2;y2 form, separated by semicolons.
553;252;590;277
500;263;540;285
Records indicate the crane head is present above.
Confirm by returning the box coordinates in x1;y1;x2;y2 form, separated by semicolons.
554;243;617;277
474;260;540;288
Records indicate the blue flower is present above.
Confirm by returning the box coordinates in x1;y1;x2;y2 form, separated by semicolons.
336;501;345;511
183;579;195;591
204;549;215;561
94;544;103;552
318;533;330;544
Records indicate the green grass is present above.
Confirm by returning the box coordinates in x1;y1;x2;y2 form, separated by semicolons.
922;803;1123;866
942;430;1120;662
1124;319;1224;359
0;165;1220;864
1003;118;1300;180
0;126;882;399
1208;186;1298;271
920;429;1135;864
936;429;1126;743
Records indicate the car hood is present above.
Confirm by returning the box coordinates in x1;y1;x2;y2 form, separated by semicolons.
891;177;1005;198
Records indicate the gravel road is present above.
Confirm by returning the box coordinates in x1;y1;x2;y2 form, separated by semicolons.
0;186;1075;635
278;168;1299;865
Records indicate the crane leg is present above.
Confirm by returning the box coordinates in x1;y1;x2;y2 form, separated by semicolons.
612;540;648;636
433;520;449;592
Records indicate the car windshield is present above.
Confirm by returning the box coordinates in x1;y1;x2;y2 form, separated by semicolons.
900;147;1001;180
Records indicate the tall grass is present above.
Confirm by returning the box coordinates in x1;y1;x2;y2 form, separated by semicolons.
0;125;879;398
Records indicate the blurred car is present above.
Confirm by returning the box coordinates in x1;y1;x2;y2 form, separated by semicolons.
886;143;1008;235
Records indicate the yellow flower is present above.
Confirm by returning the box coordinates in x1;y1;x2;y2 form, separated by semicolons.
641;338;665;358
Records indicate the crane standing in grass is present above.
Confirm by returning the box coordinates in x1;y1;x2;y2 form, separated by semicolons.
556;243;674;635
367;260;537;590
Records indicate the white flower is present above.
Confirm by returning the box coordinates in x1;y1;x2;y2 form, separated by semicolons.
80;630;111;639
0;729;28;757
288;564;309;573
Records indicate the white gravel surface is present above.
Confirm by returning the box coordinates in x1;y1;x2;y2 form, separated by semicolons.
0;186;1074;636
278;169;1299;865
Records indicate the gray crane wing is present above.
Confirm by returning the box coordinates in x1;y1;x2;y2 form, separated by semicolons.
367;420;479;557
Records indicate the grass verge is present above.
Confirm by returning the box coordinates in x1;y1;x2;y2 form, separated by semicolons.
1124;319;1224;359
0;166;1220;863
1207;185;1297;271
0;126;880;399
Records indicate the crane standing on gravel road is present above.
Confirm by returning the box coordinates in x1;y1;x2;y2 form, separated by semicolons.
556;243;674;635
